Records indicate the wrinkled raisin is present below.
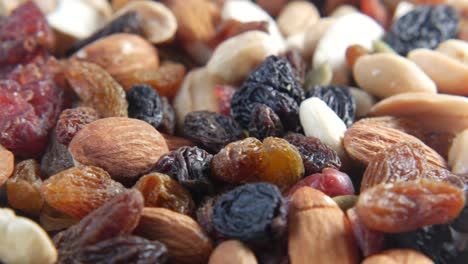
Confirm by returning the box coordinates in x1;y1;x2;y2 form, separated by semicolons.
40;131;74;178
41;165;126;219
126;84;164;129
384;5;459;55
248;104;284;140
306;85;356;127
284;133;341;175
356;180;465;233
183;111;245;153
59;236;168;264
55;107;99;146
283;49;306;85
157;97;175;135
134;172;194;215
286;168;354;197
6;159;44;216
153;146;213;200
212;183;287;245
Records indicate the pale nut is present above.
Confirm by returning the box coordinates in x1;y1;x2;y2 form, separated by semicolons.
313;13;384;85
393;1;415;21
303;17;336;61
74;33;159;86
0;145;14;187
277;1;320;37
349;88;377;118
362;249;434;264
330;5;359;17
408;49;468;96
299;97;347;158
0;208;57;264
69;117;169;181
369;92;468;134
113;0;177;44
286;32;307;57
437;39;468;66
448;129;468;175
288;187;359;264
353;53;437;98
0;0;57;15
206;31;280;84
135;207;213;264
208;240;258;264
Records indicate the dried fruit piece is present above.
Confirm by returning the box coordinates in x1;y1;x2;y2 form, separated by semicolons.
64;60;128;118
248;104;284;140
356;180;465;233
41;166;126;219
6;159;43;216
134;172;194;215
347;207;385;257
0;144;14;186
161;133;195;151
126;84;164;129
158;97;176;135
40;131;74;178
39;204;78;232
212;183;287;245
55;107;99;146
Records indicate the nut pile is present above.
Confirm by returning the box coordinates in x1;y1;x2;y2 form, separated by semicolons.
1;0;468;263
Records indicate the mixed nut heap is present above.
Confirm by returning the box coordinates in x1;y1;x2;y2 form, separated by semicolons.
1;0;468;263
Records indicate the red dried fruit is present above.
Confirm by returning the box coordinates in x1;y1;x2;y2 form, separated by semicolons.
41;165;126;219
356;179;466;233
214;85;236;116
360;0;390;29
6;159;44;216
347;207;385;257
55;107;99;146
346;45;369;69
64;60;128;118
134;172;194;215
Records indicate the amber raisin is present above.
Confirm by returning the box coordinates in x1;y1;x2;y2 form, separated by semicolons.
55;107;99;146
356;180;465;233
134;172;194;215
6;159;44;216
41;165;126;219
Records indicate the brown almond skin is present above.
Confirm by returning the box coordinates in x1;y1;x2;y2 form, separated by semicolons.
69;117;169;181
362;249;434;264
135;207;213;264
288;187;359;264
208;240;258;264
0;144;14;186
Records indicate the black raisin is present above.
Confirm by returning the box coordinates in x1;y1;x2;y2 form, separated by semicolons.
248;104;284;140
157;97;175;135
183;111;245;153
153;146;214;200
59;236;168;264
384;5;459;56
126;84;164;129
284;133;341;175
306;85;356;127
212;183;287;245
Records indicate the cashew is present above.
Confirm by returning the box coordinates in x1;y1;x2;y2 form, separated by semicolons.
437;39;468;66
330;5;359;18
277;1;319;37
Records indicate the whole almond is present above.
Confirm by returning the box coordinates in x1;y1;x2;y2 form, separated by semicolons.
69;117;169;181
0;144;14;187
208;240;258;264
135;207;213;264
362;249;434;264
288;187;358;264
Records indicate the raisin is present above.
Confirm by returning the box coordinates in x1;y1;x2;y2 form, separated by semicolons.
214;85;236;117
59;236;168;264
153;146;214;200
134;172;194;215
40;203;78;232
126;84;164;129
211;137;263;183
6;159;44;216
248;104;284;140
183;111;245;153
283;49;306;85
54;190;144;259
196;196;217;237
41;165;126;219
161;134;195;151
347;207;385;257
306;85;356;127
212;183;287;245
356;180;465;233
384;5;459;56
55;107;99;146
157;97;175;135
40;131;74;178
284;133;341;175
64;60;128;118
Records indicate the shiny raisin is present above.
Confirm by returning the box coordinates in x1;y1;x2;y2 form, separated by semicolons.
248;104;284;140
55;107;99;146
41;165;126;219
126;84;164;129
356;180;466;233
134;172;194;215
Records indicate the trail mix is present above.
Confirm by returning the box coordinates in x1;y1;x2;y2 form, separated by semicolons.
2;0;468;263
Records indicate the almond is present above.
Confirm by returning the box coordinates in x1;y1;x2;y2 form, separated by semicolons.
288;187;358;264
362;249;434;264
0;144;14;187
69;117;169;181
135;207;213;264
208;240;258;264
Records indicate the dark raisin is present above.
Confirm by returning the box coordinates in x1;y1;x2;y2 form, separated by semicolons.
248;104;284;140
67;12;144;56
40;131;74;178
306;85;356;127
127;84;164;129
212;183;287;245
157;97;175;135
196;196;218;238
153;146;214;200
183;111;245;153
59;236;168;264
284;133;341;175
384;5;459;56
282;49;306;85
